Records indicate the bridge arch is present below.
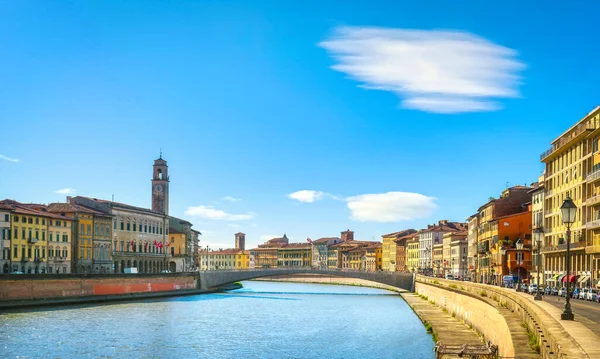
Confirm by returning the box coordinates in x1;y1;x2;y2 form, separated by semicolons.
198;269;414;292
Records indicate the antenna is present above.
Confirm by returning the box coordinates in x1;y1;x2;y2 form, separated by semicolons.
112;194;114;202
159;148;162;159
505;181;510;189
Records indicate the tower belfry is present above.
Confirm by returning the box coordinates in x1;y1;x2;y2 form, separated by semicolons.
152;155;169;215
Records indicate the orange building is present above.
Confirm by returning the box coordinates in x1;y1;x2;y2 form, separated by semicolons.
490;209;533;284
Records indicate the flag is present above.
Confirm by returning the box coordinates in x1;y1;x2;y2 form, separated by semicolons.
306;237;312;244
167;241;171;247
131;241;135;250
144;241;148;249
154;240;158;248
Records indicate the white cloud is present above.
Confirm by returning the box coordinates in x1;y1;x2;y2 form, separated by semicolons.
0;154;20;163
222;196;241;202
55;188;76;195
185;205;253;221
288;190;324;203
346;191;437;222
319;26;525;113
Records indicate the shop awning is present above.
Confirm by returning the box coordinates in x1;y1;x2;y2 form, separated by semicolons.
558;274;565;282
578;276;590;284
562;275;577;283
552;273;560;280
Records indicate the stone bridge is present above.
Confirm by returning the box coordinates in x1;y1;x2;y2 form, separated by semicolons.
198;269;415;291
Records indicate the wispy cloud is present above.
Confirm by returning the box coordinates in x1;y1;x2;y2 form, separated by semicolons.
185;205;254;221
222;196;241;202
288;190;324;203
55;188;76;195
0;154;20;163
346;191;437;222
319;26;525;113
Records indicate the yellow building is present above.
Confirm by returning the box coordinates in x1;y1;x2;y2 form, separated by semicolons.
3;201;48;274
278;243;311;268
235;250;251;269
406;236;420;273
541;106;600;288
381;229;416;272
376;245;382;270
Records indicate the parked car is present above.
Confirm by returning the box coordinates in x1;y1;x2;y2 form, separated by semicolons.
579;288;590;300
551;286;558;296
543;286;551;295
528;284;538;295
558;287;566;297
10;271;24;274
521;283;528;292
572;287;580;298
160;270;172;273
586;289;598;301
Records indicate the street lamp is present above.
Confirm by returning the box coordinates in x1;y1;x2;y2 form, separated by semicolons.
560;195;577;321
500;247;506;287
534;227;544;301
515;238;523;292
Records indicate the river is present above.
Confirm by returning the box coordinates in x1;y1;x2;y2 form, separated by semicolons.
0;281;434;359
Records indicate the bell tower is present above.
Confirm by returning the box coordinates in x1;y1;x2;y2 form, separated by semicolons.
152;153;169;215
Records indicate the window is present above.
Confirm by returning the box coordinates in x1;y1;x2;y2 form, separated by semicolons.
42;248;45;258
49;232;53;242
133;223;137;232
120;220;124;231
13;246;17;258
95;224;99;235
4;214;8;222
35;218;38;224
127;221;130;231
42;219;45;225
113;220;117;229
14;228;18;239
22;216;26;223
42;231;45;241
14;215;18;222
81;224;85;234
27;247;32;258
56;220;61;227
87;224;91;235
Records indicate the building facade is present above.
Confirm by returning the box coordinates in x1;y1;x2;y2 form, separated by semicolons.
312;237;342;270
0;204;11;273
467;214;479;281
540;107;600;289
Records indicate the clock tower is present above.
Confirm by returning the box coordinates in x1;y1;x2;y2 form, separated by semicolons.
152;154;169;215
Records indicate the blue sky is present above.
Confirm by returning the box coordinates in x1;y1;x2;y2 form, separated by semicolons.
1;1;599;249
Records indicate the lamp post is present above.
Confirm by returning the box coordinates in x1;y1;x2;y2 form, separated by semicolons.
534;227;544;301
516;238;523;292
560;195;577;321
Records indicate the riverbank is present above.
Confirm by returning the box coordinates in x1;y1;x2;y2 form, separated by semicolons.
0;283;242;310
251;274;404;292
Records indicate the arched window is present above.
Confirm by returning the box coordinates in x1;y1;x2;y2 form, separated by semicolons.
157;169;162;180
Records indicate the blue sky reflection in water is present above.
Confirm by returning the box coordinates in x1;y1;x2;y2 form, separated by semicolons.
0;281;434;359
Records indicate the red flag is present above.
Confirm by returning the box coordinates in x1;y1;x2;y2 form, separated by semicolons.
307;237;312;244
158;242;163;249
131;241;135;250
154;240;158;248
166;241;171;247
144;241;148;249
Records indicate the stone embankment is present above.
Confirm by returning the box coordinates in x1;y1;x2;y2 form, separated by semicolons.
416;275;591;359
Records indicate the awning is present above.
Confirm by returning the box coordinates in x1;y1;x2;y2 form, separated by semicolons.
558;274;565;282
578;275;590;284
546;278;557;282
562;275;577;283
552;273;560;280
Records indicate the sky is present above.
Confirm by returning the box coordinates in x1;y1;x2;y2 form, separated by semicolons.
1;1;599;250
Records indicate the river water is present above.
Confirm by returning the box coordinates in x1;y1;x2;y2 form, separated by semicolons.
0;281;434;359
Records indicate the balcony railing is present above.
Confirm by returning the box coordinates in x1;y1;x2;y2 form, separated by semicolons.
587;168;600;183
586;195;600;206
541;240;586;253
112;251;171;257
540;120;597;161
586;219;600;229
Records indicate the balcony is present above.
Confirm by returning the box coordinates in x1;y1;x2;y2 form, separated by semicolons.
112;251;171;258
28;237;38;244
586;219;600;229
541;240;586;253
587;168;600;184
586;195;600;206
540;121;596;161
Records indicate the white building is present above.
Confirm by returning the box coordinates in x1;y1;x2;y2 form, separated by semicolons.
450;236;468;279
418;220;467;274
466;214;479;281
311;237;342;269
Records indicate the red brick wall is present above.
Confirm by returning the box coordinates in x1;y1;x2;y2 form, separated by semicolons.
0;275;197;301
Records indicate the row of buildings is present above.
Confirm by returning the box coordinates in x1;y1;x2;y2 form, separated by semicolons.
199;230;383;272
381;105;600;290
0;156;200;274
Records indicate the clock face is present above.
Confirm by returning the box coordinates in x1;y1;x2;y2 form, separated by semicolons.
155;185;163;193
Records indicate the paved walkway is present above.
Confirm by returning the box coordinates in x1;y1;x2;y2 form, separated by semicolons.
401;293;483;347
515;291;600;358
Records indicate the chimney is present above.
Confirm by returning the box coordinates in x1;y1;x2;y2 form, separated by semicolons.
66;196;72;203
